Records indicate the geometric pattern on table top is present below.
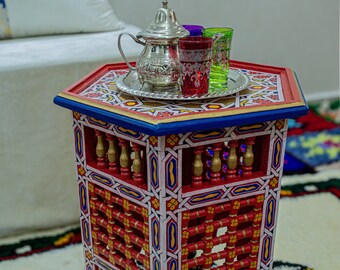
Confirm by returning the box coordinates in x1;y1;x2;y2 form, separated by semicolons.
79;68;284;118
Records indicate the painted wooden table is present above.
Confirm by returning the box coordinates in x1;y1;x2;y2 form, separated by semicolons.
54;60;308;270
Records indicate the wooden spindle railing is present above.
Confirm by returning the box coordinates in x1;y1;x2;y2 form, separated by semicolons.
93;129;259;189
189;137;260;189
91;129;146;187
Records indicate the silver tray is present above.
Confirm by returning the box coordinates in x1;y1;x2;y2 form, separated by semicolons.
116;69;249;101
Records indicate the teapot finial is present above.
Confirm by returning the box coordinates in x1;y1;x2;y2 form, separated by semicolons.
137;0;189;40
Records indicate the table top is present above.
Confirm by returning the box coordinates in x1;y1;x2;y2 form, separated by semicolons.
54;60;308;135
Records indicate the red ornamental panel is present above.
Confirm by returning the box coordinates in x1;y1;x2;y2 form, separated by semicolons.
88;183;150;270
181;194;265;270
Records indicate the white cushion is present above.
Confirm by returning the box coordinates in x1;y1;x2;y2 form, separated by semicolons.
0;0;123;39
0;22;143;237
0;23;142;72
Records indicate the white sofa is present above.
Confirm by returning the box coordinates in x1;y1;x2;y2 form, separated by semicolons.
0;23;142;237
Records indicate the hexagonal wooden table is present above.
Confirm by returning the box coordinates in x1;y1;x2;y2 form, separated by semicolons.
54;60;308;270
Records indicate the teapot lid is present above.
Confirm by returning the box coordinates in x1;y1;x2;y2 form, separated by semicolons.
138;1;189;39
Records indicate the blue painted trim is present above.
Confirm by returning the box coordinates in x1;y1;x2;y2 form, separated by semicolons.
54;96;308;136
54;96;158;135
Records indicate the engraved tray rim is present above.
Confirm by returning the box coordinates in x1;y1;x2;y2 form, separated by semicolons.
116;69;250;101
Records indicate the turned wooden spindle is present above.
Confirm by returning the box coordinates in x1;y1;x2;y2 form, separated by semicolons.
89;184;101;255
226;140;238;180
106;134;119;174
202;206;216;269
192;146;204;188
224;200;241;267
242;137;255;177
95;130;107;169
248;195;264;268
237;141;244;170
142;211;150;258
210;143;222;184
118;138;131;180
122;200;134;266
131;143;144;186
106;202;117;265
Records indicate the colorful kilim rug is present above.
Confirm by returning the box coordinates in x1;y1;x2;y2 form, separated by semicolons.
284;100;340;175
0;103;339;270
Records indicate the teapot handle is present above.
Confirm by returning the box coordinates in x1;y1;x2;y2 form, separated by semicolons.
118;33;145;71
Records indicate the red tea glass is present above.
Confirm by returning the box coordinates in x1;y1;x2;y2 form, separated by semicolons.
178;37;213;96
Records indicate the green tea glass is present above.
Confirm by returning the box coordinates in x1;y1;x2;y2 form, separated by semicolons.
203;27;233;91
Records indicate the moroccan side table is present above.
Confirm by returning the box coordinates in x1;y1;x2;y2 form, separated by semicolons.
54;60;308;270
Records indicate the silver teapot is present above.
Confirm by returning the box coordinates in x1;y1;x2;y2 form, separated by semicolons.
118;1;189;91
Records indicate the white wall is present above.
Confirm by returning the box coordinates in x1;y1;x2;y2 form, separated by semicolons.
111;0;339;100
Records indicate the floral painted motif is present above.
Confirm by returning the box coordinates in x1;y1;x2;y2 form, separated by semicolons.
78;67;284;118
178;48;213;62
180;60;212;88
